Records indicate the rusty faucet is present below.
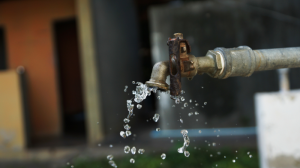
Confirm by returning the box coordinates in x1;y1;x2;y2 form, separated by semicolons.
146;33;300;98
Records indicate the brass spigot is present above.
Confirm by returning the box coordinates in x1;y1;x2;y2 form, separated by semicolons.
146;33;300;98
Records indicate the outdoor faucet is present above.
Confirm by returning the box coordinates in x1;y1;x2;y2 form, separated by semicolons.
146;33;300;97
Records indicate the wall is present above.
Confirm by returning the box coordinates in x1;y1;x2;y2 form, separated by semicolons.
0;0;76;138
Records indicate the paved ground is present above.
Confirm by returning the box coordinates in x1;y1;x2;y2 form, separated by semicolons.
0;127;257;168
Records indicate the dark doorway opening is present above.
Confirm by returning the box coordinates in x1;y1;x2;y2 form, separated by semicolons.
0;27;7;70
54;19;86;139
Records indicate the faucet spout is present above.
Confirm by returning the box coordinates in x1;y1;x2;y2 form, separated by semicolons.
145;61;170;90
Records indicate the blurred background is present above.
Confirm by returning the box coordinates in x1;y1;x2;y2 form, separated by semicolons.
0;0;299;168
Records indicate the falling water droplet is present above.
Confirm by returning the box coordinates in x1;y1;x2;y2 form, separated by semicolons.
132;81;135;84
130;158;135;163
184;151;190;157
184;103;188;107
204;102;207;105
123;118;130;123
124;124;131;130
137;104;142;109
161;153;166;159
109;144;113;147
195;103;199;106
131;146;136;154
126;131;131;136
249;155;252;158
180;119;183;123
153;114;160;122
138;149;145;154
181;97;185;101
232;160;236;163
107;155;114;160
157;96;160;99
120;131;126;138
195;111;199;115
188;112;193;116
156;128;161;131
124;146;130;153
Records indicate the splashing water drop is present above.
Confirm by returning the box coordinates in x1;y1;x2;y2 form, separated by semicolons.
178;147;184;153
122;146;130;155
138;149;145;154
108;161;117;168
120;131;126;138
181;97;185;101
126;131;131;136
153;114;160;122
131;146;136;154
161;153;166;160
123;118;130;123
249;155;252;158
137;104;142;109
175;98;180;104
184;102;188;107
132;81;135;84
107;155;113;160
130;158;135;163
204;102;207;105
195;111;199;115
124;124;131;130
184;151;190;157
188;112;193;116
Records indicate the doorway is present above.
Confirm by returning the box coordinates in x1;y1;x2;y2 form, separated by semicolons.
54;19;86;139
0;27;7;70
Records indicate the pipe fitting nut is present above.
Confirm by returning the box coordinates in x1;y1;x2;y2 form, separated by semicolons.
206;50;224;77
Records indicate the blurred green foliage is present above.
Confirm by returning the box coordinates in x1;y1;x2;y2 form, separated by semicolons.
61;144;258;168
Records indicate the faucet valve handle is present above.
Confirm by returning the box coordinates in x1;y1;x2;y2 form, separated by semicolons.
167;37;181;97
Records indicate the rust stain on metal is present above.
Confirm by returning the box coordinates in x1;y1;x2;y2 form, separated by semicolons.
254;50;263;71
168;37;181;96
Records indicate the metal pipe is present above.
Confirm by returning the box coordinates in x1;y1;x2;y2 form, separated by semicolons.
254;47;300;71
213;46;300;79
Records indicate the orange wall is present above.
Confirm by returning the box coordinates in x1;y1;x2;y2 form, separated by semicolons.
0;0;76;138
